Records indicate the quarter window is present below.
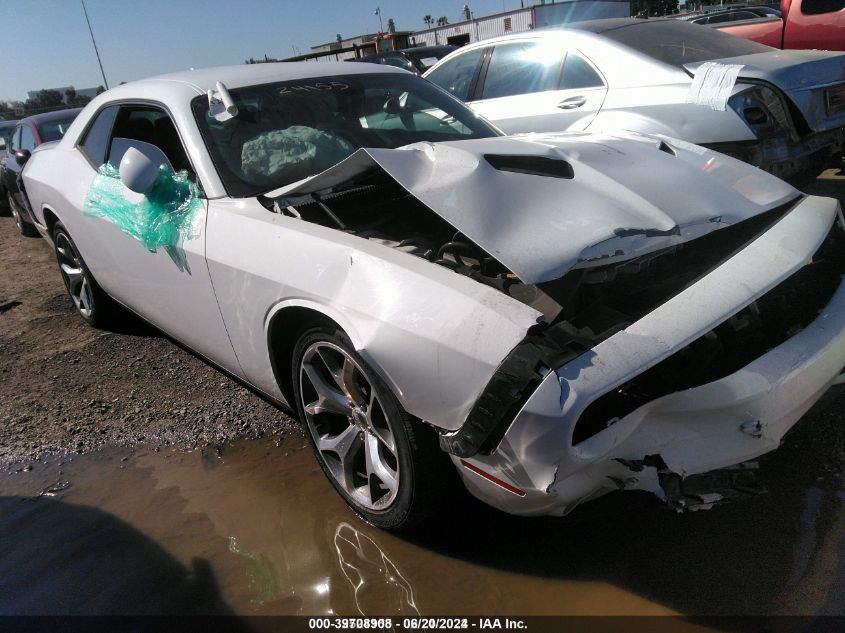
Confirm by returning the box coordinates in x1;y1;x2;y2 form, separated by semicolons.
425;47;485;100
79;105;118;167
481;41;564;100
560;53;604;90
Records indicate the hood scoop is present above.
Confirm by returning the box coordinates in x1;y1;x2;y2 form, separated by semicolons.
484;154;574;179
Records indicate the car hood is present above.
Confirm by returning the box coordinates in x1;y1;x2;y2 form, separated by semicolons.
272;131;798;284
685;50;845;132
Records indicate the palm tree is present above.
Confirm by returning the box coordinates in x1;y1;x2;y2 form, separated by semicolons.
436;15;449;26
423;14;432;28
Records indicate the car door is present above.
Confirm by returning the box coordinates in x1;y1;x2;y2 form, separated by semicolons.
1;126;21;204
7;124;36;210
468;41;607;134
785;0;845;50
71;102;242;373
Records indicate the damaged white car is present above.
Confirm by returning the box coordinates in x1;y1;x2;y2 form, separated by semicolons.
21;63;845;529
424;18;845;180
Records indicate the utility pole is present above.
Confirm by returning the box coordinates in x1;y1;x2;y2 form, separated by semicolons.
374;7;384;32
81;0;109;90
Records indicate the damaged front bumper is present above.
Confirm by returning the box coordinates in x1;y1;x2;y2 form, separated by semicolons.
452;195;845;516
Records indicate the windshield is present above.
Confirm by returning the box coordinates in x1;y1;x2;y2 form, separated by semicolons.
37;115;78;143
599;19;774;68
192;73;499;197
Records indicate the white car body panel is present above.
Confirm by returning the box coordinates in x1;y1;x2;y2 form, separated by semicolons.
20;61;845;518
204;197;540;429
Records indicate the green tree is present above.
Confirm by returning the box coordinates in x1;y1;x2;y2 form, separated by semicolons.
423;14;432;27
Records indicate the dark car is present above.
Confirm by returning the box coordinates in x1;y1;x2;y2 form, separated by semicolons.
1;108;80;236
0;119;17;156
356;45;457;74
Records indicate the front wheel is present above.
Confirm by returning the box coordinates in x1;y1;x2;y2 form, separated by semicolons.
292;326;447;530
8;193;38;237
53;221;120;329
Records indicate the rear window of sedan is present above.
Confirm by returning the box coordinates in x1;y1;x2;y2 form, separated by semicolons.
37;115;78;143
597;19;774;67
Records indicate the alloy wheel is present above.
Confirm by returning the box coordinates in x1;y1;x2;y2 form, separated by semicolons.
8;195;22;232
55;232;94;319
299;341;400;511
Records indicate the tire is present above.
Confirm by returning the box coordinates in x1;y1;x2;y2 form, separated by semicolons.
292;325;448;530
52;221;121;329
8;193;38;237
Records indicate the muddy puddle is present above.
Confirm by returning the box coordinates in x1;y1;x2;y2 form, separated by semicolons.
1;432;844;617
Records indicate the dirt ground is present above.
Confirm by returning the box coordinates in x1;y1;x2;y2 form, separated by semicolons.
0;208;296;468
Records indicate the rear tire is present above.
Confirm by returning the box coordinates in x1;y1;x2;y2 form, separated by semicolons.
292;325;448;531
52;221;121;329
8;194;38;237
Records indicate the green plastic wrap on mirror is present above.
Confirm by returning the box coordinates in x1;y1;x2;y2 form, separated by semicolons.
83;162;202;251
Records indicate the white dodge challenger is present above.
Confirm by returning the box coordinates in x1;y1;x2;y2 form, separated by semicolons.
21;63;845;529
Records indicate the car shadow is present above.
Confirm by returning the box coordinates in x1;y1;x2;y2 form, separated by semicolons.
0;495;252;627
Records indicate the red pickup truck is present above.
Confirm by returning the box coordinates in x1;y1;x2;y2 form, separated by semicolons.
716;0;845;50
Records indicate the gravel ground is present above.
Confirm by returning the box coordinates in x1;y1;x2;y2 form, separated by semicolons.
0;208;296;467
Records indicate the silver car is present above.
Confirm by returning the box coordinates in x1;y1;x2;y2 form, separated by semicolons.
424;18;845;179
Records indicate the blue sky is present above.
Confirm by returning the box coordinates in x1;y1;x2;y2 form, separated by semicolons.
0;0;522;102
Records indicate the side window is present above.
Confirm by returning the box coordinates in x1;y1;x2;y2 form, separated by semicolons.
107;106;193;178
425;47;485;101
20;125;36;151
481;41;564;100
802;0;845;13
79;105;118;167
9;127;20;152
560;53;604;90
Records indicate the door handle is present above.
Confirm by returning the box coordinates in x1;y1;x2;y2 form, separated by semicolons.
558;96;587;110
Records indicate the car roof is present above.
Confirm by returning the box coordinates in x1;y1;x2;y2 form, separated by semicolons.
401;45;455;55
20;107;83;126
128;61;408;94
552;17;672;33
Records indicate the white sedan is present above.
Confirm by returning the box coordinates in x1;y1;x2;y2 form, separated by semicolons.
423;18;845;180
21;62;845;529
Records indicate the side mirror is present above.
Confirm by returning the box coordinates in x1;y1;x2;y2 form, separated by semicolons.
111;139;172;194
119;146;163;194
15;149;31;167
